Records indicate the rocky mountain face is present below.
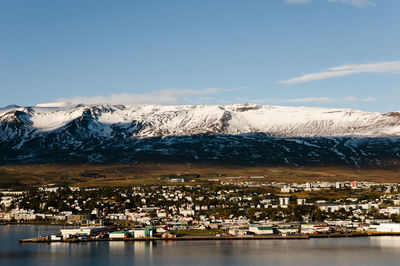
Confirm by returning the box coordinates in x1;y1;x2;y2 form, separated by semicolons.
0;103;400;166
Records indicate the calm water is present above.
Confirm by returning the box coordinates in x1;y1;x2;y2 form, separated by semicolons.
2;225;400;266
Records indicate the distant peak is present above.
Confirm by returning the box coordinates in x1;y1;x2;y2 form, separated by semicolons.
1;104;20;109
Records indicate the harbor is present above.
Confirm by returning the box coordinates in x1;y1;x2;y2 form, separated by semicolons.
18;225;400;244
20;234;311;243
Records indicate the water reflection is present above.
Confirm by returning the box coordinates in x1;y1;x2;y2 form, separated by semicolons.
49;242;63;257
109;241;126;257
370;236;400;249
3;226;400;266
133;241;153;257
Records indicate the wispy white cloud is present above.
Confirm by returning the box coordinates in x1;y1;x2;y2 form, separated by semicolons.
283;97;338;103
327;0;376;8
56;87;243;105
343;96;357;102
362;96;376;102
236;96;376;104
283;96;375;103
279;61;400;85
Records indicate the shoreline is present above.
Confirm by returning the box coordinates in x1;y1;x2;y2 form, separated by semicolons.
19;232;400;243
0;222;70;226
20;235;309;243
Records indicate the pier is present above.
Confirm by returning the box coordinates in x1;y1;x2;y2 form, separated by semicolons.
19;235;309;243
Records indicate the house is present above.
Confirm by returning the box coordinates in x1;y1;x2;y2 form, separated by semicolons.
301;224;330;234
317;203;342;212
248;225;276;235
50;235;62;241
60;226;108;239
107;213;128;220
170;178;185;183
129;228;153;238
1;196;14;207
228;228;248;236
109;231;129;239
67;214;90;223
277;227;298;235
179;209;194;216
0;212;12;221
297;198;306;205
336;182;344;189
11;209;36;220
0;191;24;196
379;207;400;215
375;223;400;233
279;197;289;207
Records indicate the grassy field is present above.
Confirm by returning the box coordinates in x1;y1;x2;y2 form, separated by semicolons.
0;163;399;187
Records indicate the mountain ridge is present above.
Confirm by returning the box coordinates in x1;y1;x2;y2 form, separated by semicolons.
1;103;400;137
1;103;400;166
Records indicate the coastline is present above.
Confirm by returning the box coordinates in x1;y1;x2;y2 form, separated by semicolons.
0;221;68;226
19;232;400;243
20;235;308;243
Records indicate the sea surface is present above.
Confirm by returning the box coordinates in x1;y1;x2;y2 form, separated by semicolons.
2;225;400;266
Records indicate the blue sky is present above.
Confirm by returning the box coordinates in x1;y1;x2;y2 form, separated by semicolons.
1;0;399;112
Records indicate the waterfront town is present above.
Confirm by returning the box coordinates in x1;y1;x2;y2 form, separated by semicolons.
3;176;400;242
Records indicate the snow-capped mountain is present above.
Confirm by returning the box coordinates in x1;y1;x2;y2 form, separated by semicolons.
1;103;400;166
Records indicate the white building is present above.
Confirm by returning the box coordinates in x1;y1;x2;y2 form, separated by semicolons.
301;224;330;234
379;207;400;215
129;228;153;238
11;209;36;220
279;197;289;207
375;223;400;233
297;198;306;205
60;226;108;239
0;196;14;207
228;229;248;236
109;231;128;239
335;182;343;189
248;225;275;235
277;227;298;235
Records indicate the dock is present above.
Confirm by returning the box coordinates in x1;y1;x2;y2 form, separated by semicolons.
19;235;309;243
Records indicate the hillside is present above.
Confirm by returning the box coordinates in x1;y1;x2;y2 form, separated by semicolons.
1;103;400;166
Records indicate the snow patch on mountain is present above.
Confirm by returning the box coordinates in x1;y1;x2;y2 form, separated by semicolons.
1;103;399;138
